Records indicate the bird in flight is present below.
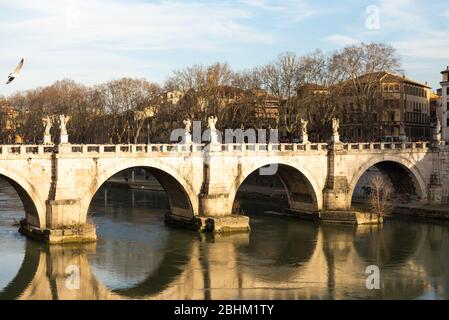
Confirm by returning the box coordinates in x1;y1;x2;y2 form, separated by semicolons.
6;58;24;84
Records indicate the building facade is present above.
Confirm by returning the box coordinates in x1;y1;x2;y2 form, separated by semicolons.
430;91;441;127
440;67;449;141
339;72;432;142
0;105;23;144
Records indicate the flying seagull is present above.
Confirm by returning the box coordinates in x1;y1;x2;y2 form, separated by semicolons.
6;58;24;84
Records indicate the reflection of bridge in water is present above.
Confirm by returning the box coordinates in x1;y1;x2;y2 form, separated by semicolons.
2;218;449;300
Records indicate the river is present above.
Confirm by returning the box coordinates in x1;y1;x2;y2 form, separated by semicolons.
0;179;449;300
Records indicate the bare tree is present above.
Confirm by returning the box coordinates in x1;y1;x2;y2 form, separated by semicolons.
7;79;89;143
2;42;403;144
100;78;161;143
295;50;345;141
258;52;302;139
369;175;393;221
166;62;238;129
332;43;402;140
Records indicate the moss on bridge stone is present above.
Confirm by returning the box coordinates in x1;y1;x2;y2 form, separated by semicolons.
317;210;383;225
19;222;97;244
164;212;251;234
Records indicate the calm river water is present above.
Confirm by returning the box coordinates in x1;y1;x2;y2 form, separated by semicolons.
0;179;449;300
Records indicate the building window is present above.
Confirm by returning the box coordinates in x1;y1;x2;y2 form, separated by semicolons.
390;112;395;122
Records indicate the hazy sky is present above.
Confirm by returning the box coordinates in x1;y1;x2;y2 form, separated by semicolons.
1;0;448;95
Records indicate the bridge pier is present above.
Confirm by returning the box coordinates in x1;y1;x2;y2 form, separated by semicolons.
319;143;381;225
19;150;97;244
20;199;97;244
194;149;250;234
196;195;250;234
428;172;444;205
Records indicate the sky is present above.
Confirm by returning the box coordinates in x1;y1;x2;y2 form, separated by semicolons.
0;0;448;96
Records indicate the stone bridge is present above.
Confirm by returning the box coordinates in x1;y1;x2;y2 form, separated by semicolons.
0;140;447;243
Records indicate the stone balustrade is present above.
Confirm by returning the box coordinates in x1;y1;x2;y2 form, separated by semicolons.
0;141;435;158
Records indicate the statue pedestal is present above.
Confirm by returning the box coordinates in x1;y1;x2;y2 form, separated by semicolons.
399;134;407;142
433;133;442;144
184;133;192;144
43;134;52;145
209;131;221;152
60;134;69;144
301;134;309;144
331;134;340;143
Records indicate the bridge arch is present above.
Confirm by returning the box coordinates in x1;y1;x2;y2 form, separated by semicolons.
81;159;198;223
228;160;323;215
0;168;45;228
349;155;428;205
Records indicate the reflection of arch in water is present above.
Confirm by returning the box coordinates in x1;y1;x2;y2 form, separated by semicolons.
353;220;426;267
354;221;429;299
1;234;194;300
318;221;430;300
0;240;42;300
237;216;319;282
102;231;195;298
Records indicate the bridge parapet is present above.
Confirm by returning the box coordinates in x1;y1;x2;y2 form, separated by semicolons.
0;145;55;157
67;143;201;154
218;143;328;154
342;142;430;152
0;142;333;158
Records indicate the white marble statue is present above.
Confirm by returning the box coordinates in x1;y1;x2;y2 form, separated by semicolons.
436;119;441;135
332;117;340;136
42;116;52;136
59;115;70;135
183;118;192;134
300;118;308;136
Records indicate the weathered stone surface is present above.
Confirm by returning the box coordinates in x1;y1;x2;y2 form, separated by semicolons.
0;141;446;243
196;215;251;234
19;222;97;244
317;211;383;225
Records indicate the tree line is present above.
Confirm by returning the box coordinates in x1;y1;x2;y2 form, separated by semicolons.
0;42;401;144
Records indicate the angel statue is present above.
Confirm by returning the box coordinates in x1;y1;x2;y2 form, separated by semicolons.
436;119;441;134
300;118;308;136
59;115;70;135
42;116;52;136
332;117;340;136
183;118;192;134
